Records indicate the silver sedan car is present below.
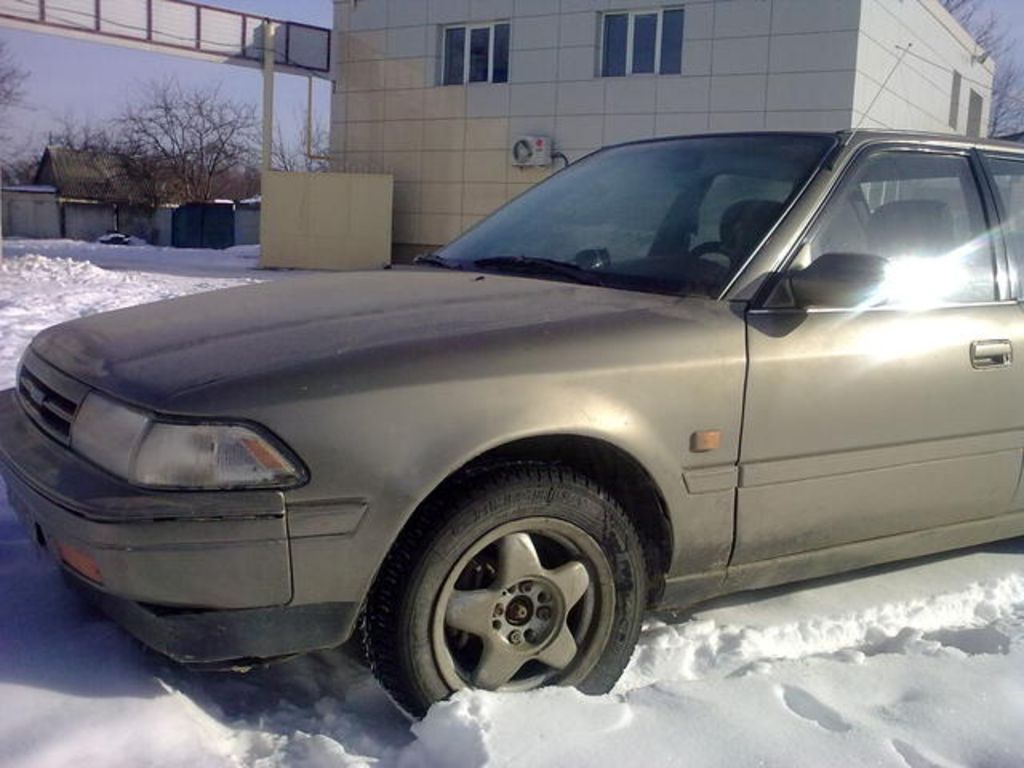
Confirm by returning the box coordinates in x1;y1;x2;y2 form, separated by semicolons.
3;130;1023;716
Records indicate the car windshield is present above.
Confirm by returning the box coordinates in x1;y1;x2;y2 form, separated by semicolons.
438;134;835;296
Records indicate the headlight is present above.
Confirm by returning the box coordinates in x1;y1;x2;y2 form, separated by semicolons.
70;393;302;489
71;393;150;479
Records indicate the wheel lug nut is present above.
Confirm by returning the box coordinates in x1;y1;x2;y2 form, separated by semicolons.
493;604;504;617
521;581;533;593
537;591;549;604
509;630;522;645
492;620;501;630
537;606;552;621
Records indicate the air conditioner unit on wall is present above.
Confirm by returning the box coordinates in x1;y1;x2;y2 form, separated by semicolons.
511;136;553;167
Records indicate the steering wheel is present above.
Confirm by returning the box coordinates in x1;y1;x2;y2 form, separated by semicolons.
687;241;729;261
680;241;736;293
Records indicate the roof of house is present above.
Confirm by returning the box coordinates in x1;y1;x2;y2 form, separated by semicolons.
34;146;151;205
1;184;57;194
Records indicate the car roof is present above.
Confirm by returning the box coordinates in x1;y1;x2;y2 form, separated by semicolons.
836;128;1024;153
607;130;1024;156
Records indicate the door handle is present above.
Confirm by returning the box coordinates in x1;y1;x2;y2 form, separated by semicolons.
970;339;1013;369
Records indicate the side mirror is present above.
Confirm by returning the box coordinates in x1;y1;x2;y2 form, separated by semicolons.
788;252;888;308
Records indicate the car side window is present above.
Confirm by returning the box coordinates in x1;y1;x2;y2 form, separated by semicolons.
982;154;1024;296
791;150;997;305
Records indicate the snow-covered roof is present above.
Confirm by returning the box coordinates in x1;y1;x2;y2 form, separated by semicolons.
36;146;152;204
2;184;57;194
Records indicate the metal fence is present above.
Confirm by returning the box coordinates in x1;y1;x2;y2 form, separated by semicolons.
0;0;330;75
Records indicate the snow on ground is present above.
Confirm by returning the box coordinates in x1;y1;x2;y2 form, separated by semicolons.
1;241;1022;768
2;238;265;279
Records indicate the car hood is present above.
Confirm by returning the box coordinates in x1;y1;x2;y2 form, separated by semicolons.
29;269;712;411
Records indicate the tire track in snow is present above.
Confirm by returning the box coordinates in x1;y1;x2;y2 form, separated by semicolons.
618;570;1024;691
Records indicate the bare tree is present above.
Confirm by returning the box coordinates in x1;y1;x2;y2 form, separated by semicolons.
118;78;258;203
941;0;1024;135
0;40;28;167
272;110;331;173
46;115;122;153
0;41;26;118
0;140;38;186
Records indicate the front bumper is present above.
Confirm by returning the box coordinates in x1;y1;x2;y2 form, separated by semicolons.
0;388;358;662
63;573;359;666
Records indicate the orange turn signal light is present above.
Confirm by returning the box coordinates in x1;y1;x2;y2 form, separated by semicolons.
57;542;103;584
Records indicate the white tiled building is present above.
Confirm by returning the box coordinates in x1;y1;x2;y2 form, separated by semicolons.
330;0;994;258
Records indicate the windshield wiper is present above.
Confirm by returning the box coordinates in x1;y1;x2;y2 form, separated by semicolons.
471;255;603;286
413;252;463;270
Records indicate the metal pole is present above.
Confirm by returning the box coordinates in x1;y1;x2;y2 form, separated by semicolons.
305;75;331;164
261;19;276;172
306;75;314;162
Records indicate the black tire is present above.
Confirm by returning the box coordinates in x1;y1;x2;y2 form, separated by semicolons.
364;464;647;717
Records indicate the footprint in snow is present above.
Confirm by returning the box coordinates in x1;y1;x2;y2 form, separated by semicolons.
778;685;852;733
921;626;1010;656
891;738;957;768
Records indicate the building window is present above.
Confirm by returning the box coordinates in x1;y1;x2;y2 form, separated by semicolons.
949;71;962;130
967;89;984;138
442;22;510;85
601;9;685;77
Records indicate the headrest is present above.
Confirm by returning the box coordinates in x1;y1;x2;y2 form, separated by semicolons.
869;200;953;258
720;199;785;256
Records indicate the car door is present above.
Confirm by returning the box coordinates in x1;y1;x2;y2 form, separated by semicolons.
733;144;1024;566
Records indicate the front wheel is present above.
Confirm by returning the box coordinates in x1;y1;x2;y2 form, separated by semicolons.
364;466;647;717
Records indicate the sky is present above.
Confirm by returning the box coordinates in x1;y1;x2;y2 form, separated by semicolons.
0;0;332;160
988;0;1024;68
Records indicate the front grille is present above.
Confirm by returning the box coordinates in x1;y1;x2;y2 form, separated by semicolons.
16;355;87;445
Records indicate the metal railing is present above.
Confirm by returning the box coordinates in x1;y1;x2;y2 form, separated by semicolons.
0;0;330;75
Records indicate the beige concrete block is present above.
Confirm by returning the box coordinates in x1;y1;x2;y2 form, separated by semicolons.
463;150;508;183
385;89;426;121
347;91;386;122
462;182;507;216
422;119;467;151
260;171;392;270
383;120;424;151
465;118;510;150
421;182;463;214
422;151;465;183
424;86;468;119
